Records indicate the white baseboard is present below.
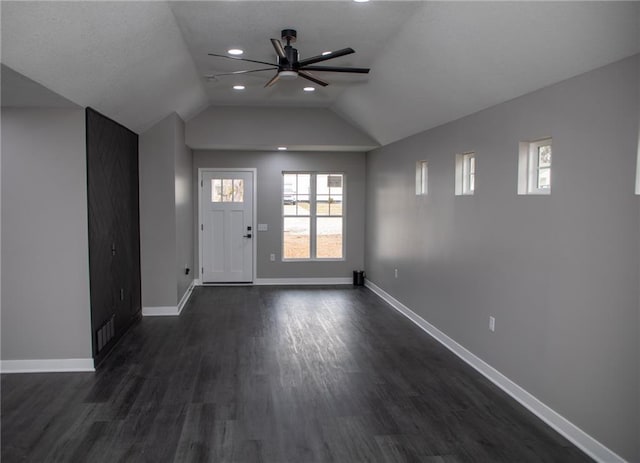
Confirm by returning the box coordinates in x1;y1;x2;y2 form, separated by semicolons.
364;279;626;463
177;279;196;314
143;280;196;317
142;305;179;316
0;358;95;373
254;277;352;285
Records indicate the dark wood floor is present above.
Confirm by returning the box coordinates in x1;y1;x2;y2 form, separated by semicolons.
2;286;591;462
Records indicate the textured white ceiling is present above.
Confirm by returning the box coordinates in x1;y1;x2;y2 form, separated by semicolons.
2;1;639;144
333;1;640;145
1;64;80;108
169;1;423;107
1;1;209;132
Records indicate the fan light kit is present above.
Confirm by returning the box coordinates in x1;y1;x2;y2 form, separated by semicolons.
207;28;370;88
303;87;315;92
278;71;297;80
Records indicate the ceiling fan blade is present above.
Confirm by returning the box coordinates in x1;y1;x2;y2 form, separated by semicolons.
270;39;286;59
264;73;280;88
298;71;329;87
301;65;370;74
205;68;277;78
208;53;277;67
297;48;355;67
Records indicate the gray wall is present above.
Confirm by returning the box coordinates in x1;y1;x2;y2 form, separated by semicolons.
365;54;639;461
193;150;365;279
174;116;194;300
139;113;194;308
1;108;92;360
186;106;378;151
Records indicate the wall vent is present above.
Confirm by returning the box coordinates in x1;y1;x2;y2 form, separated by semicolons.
96;315;115;353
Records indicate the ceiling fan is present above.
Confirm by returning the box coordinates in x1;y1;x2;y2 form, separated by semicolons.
206;29;370;88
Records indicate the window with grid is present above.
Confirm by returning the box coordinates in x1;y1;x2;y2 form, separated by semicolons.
455;152;476;195
518;138;552;195
416;160;428;195
283;172;344;260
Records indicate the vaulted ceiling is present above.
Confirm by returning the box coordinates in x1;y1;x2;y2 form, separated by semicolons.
2;1;639;146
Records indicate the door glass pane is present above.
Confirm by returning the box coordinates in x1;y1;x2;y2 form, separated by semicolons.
233;179;244;202
211;179;222;202
316;217;343;259
283;217;310;259
222;179;233;202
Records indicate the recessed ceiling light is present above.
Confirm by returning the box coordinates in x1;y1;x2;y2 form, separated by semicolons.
303;87;315;92
228;49;244;55
353;0;370;2
321;51;332;56
277;146;288;151
233;85;245;90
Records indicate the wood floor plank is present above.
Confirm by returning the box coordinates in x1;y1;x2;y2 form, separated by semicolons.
2;286;593;462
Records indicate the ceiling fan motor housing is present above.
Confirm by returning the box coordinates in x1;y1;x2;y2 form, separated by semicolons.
278;48;299;71
281;29;297;43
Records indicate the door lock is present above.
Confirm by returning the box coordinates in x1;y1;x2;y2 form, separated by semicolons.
243;233;252;238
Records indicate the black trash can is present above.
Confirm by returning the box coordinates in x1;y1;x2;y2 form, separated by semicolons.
353;270;365;286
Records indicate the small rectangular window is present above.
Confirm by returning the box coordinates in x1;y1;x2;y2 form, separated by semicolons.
518;138;552;195
416;161;428;195
455;152;475;196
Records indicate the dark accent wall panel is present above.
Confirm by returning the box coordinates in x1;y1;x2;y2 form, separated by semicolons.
86;108;141;367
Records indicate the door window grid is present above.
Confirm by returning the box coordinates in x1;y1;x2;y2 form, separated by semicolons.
212;178;244;202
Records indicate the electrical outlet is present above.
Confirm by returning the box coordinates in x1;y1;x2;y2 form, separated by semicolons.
394;268;398;279
270;253;276;262
489;316;496;332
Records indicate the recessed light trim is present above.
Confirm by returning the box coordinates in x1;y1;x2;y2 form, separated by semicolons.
303;87;315;92
277;146;288;151
228;48;244;55
233;85;245;90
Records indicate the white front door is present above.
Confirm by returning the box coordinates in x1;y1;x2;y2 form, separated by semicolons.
200;170;254;283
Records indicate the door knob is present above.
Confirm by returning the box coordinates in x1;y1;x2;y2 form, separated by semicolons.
243;233;252;238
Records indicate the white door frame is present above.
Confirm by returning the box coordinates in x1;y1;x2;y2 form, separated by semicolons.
198;167;258;284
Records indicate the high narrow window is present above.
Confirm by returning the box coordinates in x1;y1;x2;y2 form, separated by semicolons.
455;152;475;195
518;138;552;195
416;160;428;195
283;172;345;260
